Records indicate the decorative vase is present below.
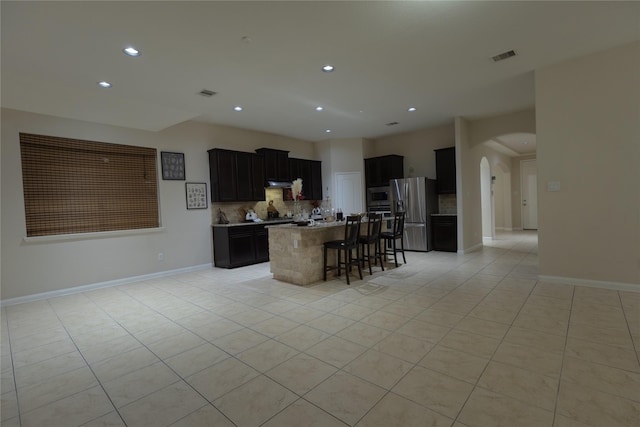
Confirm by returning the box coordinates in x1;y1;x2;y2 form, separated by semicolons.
293;199;302;220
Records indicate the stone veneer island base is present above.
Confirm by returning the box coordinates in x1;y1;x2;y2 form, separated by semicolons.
267;222;349;286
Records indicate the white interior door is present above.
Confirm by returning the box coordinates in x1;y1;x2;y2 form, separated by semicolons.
335;172;363;215
521;159;538;230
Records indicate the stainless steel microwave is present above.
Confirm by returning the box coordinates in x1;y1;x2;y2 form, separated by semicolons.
367;186;391;207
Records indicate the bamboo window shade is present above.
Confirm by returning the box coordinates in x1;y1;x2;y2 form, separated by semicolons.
20;133;160;237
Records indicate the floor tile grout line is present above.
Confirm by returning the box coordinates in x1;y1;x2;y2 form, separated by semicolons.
11;232;632;427
449;272;544;424
80;269;379;425
551;284;577;427
258;262;475;425
2;305;23;427
65;285;256;426
53;290;239;422
340;273;493;423
618;291;640;368
41;298;128;427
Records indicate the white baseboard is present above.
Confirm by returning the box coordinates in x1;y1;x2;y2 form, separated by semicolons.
1;264;212;307
458;243;483;254
538;275;640;293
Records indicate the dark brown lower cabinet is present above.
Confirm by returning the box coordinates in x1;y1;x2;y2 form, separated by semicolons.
213;224;271;268
431;215;457;252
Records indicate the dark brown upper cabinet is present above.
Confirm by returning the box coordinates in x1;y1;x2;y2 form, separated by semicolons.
365;155;404;188
208;149;265;202
434;147;456;194
255;148;289;183
288;158;323;201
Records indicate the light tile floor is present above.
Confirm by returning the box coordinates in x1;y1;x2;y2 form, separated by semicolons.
1;231;639;426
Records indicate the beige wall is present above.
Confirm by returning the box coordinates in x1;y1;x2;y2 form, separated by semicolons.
1;109;314;300
315;138;367;210
536;41;640;287
370;124;455;179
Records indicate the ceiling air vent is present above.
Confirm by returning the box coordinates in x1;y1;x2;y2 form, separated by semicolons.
386;121;399;126
198;89;217;97
492;50;517;62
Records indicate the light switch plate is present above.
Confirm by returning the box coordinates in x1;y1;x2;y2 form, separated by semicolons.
547;181;561;192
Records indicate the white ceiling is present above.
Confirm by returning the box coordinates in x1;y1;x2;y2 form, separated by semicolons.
2;1;639;146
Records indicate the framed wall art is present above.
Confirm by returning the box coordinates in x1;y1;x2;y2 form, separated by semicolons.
161;151;185;180
185;182;208;209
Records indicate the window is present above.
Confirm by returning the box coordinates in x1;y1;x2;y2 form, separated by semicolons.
19;133;159;237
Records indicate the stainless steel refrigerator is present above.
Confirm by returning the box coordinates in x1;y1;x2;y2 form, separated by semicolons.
389;177;438;251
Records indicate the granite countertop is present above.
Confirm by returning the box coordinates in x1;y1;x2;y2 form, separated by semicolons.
266;220;346;230
212;219;294;227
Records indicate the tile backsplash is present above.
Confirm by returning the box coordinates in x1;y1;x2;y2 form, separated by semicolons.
438;194;457;214
212;188;315;224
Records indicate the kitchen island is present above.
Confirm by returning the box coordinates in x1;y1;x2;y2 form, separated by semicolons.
267;221;349;285
212;219;293;268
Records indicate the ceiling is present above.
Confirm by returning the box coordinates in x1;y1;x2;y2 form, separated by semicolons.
2;2;639;148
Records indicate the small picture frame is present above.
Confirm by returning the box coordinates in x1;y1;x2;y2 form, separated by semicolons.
185;182;208;209
161;151;185;180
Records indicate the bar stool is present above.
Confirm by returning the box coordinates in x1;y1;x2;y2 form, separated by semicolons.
323;215;362;285
358;213;384;275
381;211;406;267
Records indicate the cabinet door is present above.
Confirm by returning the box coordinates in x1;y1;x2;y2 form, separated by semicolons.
289;158;302;182
255;227;269;262
435;147;456;194
263;151;278;181
228;229;256;266
365;156;403;188
213;150;237;202
235;152;253;201
299;160;311;198
389;155;404;182
310;160;323;200
276;151;290;181
432;217;457;252
251;154;265;201
256;148;290;182
365;158;379;187
379;155;404;186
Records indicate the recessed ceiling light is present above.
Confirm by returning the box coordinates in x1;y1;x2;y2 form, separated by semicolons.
97;81;112;88
522;141;529;145
315;106;324;111
325;129;332;133
322;65;334;72
233;106;243;112
408;107;417;112
123;46;141;57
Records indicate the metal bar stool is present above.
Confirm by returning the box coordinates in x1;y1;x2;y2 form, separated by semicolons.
323;215;362;285
359;213;384;275
381;211;406;267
